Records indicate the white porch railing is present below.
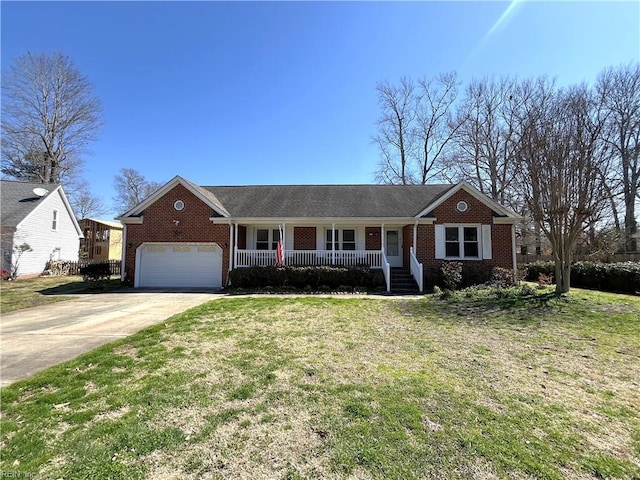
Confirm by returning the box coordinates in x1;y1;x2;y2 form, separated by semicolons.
236;249;383;268
409;246;424;292
381;249;391;292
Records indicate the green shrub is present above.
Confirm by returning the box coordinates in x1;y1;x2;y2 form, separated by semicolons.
490;267;516;288
523;261;640;294
228;266;385;290
441;261;463;291
461;264;493;287
526;261;555;281
80;262;112;282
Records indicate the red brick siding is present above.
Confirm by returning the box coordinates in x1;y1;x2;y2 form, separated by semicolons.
491;224;513;269
416;190;513;271
431;190;495;224
124;184;231;285
293;227;316;250
365;227;381;250
416;224;434;266
402;225;413;267
238;225;247;249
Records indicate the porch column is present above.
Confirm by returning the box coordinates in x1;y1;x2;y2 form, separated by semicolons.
332;223;335;265
381;224;385;256
234;223;238;269
413;221;418;252
282;223;286;266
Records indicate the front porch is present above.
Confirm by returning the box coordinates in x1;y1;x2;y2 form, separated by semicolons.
229;223;425;292
236;249;384;268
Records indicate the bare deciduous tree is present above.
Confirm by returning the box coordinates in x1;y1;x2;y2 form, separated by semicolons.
448;77;519;205
515;79;609;293
596;62;640;251
373;74;460;185
1;52;102;184
113;168;163;214
413;73;462;184
373;78;415;185
69;180;109;220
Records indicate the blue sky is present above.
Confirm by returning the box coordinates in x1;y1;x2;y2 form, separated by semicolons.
2;1;639;217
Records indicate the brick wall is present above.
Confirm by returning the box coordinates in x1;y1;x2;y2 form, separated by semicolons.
124;184;231;285
402;225;413;267
365;227;381;250
416;190;513;271
293;227;316;250
238;225;247;249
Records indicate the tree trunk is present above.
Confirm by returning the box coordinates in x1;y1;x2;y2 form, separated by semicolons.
625;210;637;252
554;260;571;294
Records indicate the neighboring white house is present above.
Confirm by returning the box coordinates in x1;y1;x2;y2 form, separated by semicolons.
1;180;82;277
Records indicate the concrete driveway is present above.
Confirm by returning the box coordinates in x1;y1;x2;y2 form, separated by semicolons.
0;290;222;387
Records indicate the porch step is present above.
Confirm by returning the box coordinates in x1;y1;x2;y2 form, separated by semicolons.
390;268;420;294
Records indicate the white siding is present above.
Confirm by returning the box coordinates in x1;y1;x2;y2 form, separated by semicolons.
13;190;80;276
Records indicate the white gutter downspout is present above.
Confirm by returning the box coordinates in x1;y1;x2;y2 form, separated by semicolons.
120;224;127;282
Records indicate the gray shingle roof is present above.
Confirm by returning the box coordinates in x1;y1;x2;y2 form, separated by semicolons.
203;184;455;218
1;180;60;227
180;177;229;217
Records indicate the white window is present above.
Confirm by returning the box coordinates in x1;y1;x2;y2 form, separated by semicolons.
436;225;492;260
52;210;58;230
255;228;280;250
342;229;356;250
326;228;356;250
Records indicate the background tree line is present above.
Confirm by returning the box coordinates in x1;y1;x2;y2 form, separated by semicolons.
373;64;640;259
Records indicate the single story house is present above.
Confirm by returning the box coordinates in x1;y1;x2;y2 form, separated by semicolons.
1;180;82;278
79;218;123;261
118;176;519;292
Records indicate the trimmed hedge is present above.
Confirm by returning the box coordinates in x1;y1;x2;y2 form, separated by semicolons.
424;264;497;290
524;261;640;294
229;265;385;290
79;262;112;282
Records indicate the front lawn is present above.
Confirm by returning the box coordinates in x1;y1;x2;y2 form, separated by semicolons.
1;288;638;479
0;276;123;313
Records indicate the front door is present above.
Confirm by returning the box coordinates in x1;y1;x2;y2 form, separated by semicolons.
385;229;403;268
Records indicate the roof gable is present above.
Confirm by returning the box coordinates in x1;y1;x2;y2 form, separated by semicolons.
118;176;229;219
0;180;82;235
415;181;519;219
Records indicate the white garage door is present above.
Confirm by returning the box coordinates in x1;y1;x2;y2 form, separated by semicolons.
137;243;223;288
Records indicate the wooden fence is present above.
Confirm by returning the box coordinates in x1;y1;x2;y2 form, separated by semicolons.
44;259;122;277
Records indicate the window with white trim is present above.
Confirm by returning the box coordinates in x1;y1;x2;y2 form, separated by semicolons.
326;228;356;250
52;210;58;230
256;228;280;250
342;229;356;250
443;225;480;259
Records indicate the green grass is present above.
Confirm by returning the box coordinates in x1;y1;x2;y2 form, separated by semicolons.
1;288;639;479
0;276;123;313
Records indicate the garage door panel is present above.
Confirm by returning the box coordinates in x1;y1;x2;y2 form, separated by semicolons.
137;243;222;288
